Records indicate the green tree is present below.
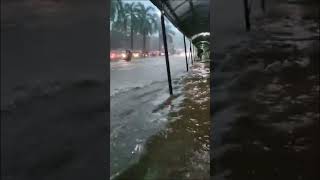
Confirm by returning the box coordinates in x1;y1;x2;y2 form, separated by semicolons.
135;3;158;53
112;2;144;50
111;0;125;33
110;0;122;30
123;3;140;50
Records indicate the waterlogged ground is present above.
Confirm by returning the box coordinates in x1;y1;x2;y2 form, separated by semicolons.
212;1;319;179
111;61;210;180
111;56;188;96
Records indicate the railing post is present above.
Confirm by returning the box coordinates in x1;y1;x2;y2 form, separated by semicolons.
193;45;196;62
243;0;251;31
190;40;193;65
161;12;173;95
183;36;189;72
191;44;194;62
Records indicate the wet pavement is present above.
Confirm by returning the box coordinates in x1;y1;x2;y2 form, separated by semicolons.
212;0;319;179
111;57;210;179
111;56;188;96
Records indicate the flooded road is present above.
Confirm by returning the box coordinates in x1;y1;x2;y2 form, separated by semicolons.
110;57;210;179
111;56;188;96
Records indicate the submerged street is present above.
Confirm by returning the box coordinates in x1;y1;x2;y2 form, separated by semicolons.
111;57;210;179
111;56;188;96
110;0;211;178
1;0;319;179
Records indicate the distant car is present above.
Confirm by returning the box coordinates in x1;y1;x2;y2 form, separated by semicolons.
110;50;120;61
110;50;132;61
132;50;142;58
148;51;159;57
119;50;127;60
110;50;128;61
155;50;161;56
132;52;140;58
159;51;172;56
141;52;149;57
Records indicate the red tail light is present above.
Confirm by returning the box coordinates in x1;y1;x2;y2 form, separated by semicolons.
110;53;116;59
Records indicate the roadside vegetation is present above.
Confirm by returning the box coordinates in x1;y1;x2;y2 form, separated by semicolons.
110;0;175;53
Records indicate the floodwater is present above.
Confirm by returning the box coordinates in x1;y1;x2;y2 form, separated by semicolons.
111;56;188;96
110;56;210;179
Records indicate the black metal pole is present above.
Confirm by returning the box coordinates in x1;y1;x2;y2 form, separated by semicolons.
243;0;251;31
190;41;193;65
161;12;173;95
194;46;196;61
261;0;266;13
191;44;194;62
183;36;189;72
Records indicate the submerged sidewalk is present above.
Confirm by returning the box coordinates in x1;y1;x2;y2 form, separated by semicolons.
112;61;210;180
212;0;319;179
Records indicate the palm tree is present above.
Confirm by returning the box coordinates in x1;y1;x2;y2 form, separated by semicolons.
110;1;117;22
154;15;175;51
110;0;122;30
112;1;124;33
118;2;129;35
135;3;158;54
154;15;162;51
113;2;144;50
123;3;140;50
